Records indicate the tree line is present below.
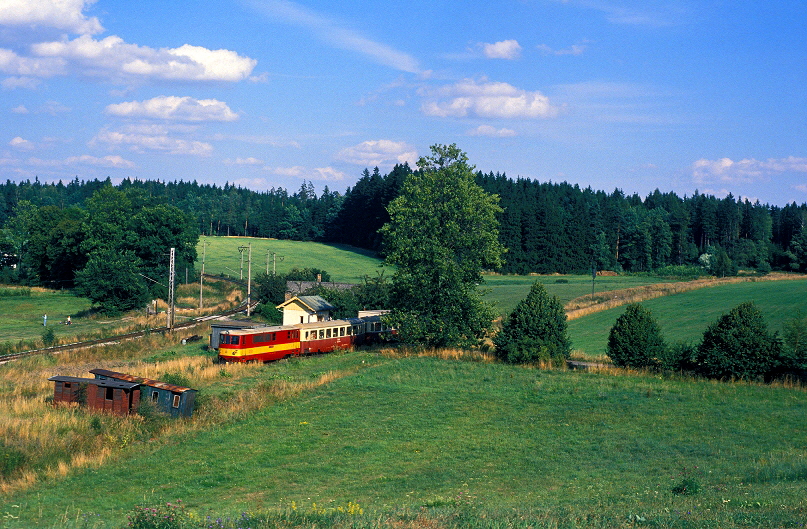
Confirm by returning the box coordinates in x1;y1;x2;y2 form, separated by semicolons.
2;165;807;292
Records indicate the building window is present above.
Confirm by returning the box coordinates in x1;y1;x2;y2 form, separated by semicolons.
64;382;71;389
105;387;113;400
152;391;159;402
172;394;181;408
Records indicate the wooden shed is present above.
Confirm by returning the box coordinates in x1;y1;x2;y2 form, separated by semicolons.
90;369;197;418
48;376;141;416
276;295;335;326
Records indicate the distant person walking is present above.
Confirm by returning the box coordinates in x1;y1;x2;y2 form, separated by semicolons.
43;314;47;326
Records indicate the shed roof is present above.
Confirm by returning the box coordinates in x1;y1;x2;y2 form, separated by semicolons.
276;295;335;313
48;375;140;390
89;369;195;393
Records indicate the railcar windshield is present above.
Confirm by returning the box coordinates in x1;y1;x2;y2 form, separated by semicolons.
221;334;240;345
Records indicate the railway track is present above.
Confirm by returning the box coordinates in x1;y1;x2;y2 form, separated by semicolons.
0;274;255;364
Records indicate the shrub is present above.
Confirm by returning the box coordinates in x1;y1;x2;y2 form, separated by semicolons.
126;500;190;529
606;304;666;369
494;282;570;364
696;301;781;380
41;327;56;347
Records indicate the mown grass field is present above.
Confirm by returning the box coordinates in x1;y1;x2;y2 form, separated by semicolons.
1;349;805;528
0;288;93;344
197;237;387;283
568;277;807;357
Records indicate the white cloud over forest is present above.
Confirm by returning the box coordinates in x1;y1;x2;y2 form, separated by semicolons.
106;96;239;122
337;140;417;167
421;79;559;119
693;156;807;184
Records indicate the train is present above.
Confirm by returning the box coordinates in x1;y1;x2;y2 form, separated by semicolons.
217;314;392;363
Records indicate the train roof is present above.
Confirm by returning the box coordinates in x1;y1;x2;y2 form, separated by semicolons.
295;318;363;331
222;325;288;336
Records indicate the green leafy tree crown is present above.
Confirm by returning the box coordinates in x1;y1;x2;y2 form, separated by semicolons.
380;144;505;348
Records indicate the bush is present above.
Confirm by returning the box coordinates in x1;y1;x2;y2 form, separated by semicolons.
41;327;56;347
607;304;666;369
494;282;570;364
696;301;781;380
126;500;190;529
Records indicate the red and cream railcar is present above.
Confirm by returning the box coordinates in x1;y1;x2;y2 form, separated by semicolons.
217;315;392;363
217;326;301;363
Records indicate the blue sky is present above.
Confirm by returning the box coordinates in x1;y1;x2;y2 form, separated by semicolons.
1;0;805;206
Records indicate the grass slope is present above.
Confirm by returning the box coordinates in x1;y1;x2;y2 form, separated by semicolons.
0;289;92;344
198;237;386;283
569;277;807;357
3;351;806;528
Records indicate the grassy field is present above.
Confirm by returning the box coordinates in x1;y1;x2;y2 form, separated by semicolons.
483;273;676;317
1;347;806;528
568;277;807;357
0;279;242;353
197;237;387;283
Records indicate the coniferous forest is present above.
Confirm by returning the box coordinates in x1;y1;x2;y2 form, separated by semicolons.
1;165;807;291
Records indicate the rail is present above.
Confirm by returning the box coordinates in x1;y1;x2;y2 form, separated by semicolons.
0;275;256;364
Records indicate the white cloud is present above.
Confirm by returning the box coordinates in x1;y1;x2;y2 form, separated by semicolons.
336;140;417;167
0;0;103;35
91;127;213;156
468;125;517;137
11;105;28;114
224;157;264;166
247;0;421;74
482;40;522;60
0;48;66;77
9;136;34;150
537;43;587;56
2;76;42;90
267;165;346;181
31;35;257;82
27;154;135;168
421;78;559;119
692;156;807;184
106;96;238;122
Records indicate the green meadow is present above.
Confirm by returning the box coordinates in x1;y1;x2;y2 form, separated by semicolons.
0;289;93;344
197;237;387;283
2;350;805;528
568;278;807;357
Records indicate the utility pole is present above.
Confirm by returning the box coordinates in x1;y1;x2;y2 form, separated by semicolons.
266;250;284;275
199;239;209;309
239;243;252;316
167;247;176;330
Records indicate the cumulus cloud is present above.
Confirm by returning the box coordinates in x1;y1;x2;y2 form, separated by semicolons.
482;40;522;60
91;126;213;156
30;35;257;82
106;96;238;122
0;0;103;35
421;78;559;119
336;140;417;167
9;136;34;150
692;156;807;184
0;48;66;77
537;43;587;56
468;125;517;137
267;165;346;181
11;105;28;114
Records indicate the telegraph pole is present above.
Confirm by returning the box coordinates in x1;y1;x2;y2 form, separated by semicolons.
239;243;252;316
167;247;176;330
199;239;209;309
266;251;284;275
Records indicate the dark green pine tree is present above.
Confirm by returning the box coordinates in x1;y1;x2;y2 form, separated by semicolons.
607;303;666;368
493;281;570;364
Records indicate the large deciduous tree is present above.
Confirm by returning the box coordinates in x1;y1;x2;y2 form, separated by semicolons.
493;281;570;364
380;144;504;348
